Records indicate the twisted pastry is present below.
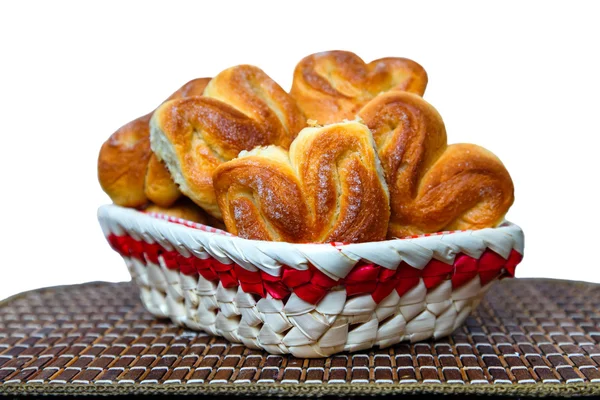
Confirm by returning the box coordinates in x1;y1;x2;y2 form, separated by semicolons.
290;50;428;125
358;91;514;238
98;78;211;207
150;65;306;218
213;121;390;243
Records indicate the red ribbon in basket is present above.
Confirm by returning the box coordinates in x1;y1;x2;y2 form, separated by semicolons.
107;233;522;306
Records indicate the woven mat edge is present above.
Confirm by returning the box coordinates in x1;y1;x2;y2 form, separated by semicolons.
1;278;599;397
0;281;116;305
0;382;599;397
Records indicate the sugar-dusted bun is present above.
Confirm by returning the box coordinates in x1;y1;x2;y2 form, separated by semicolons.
145;198;208;224
213;121;390;243
98;78;211;208
150;65;306;218
290;50;427;125
359;91;514;237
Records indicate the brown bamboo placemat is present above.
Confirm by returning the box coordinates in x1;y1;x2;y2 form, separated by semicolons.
0;278;598;397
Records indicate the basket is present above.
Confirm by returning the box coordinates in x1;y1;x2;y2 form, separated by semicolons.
98;204;524;358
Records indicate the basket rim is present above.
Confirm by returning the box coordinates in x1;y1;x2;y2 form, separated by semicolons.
98;204;524;281
98;204;523;250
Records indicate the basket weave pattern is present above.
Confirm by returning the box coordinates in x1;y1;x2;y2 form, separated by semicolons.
99;205;524;357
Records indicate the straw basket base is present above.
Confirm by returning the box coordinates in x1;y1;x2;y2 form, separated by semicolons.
124;255;491;358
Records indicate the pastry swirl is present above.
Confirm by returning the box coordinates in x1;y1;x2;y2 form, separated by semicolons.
98;78;210;207
359;91;515;237
213;121;390;243
290;50;427;124
150;65;305;218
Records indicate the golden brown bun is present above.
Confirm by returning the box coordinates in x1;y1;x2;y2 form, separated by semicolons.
98;78;211;208
98;113;153;207
145;198;208;224
144;154;180;207
358;92;514;238
213;121;390;243
290;50;427;124
150;65;306;218
166;78;212;100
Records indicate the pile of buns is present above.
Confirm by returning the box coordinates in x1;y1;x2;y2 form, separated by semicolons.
98;51;514;243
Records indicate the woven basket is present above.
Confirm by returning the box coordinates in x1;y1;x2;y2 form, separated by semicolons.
98;205;524;358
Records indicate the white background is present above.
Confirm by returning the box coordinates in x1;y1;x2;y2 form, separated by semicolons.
1;1;599;299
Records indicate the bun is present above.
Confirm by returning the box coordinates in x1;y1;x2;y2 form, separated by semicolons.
150;65;305;218
213;121;390;243
100;52;516;242
144;153;180;207
359;91;514;237
290;50;427;124
98;113;153;207
98;78;210;208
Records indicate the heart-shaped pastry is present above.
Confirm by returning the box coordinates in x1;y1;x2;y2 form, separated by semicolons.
213;121;390;243
98;77;210;208
290;50;428;125
150;65;306;218
358;91;515;238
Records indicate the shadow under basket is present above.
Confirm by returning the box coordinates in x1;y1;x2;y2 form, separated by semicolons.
98;205;524;358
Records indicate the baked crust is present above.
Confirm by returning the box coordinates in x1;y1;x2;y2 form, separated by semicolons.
213;121;390;243
290;50;427;124
99;52;515;240
98;78;211;208
150;65;305;218
98;113;153;207
359;91;514;237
